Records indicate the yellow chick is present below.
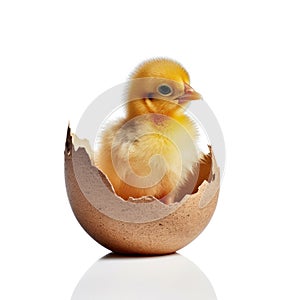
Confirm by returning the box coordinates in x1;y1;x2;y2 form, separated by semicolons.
95;58;210;204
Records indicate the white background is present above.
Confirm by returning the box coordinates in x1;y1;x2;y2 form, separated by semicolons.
1;0;299;299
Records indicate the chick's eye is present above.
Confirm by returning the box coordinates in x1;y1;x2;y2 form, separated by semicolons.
157;84;173;96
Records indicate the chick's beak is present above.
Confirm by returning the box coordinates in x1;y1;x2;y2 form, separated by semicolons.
177;83;203;103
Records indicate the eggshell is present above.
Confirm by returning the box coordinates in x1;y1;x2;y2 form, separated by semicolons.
65;126;220;255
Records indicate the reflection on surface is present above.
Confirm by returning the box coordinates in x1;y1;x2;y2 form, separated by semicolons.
72;253;217;300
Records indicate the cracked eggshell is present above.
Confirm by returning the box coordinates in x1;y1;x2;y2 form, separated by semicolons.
64;126;220;255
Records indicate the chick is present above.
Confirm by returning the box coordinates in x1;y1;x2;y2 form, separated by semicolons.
95;58;210;204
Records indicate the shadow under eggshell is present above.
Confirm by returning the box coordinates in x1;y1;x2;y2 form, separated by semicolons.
64;126;220;255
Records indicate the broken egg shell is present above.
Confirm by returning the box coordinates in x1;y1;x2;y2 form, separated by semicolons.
64;126;220;255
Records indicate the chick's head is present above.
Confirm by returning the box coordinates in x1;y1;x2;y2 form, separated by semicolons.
126;58;202;118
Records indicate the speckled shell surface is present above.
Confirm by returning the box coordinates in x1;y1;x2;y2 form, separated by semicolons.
64;127;220;255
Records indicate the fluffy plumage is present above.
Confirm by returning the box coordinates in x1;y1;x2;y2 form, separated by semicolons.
95;58;207;203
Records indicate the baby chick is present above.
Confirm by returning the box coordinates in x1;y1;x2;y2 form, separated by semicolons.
95;58;210;204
